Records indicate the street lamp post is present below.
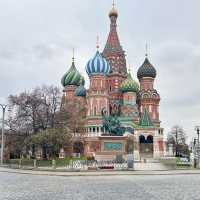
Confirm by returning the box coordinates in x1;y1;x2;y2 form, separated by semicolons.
195;126;200;168
175;128;178;157
193;138;197;168
0;104;7;165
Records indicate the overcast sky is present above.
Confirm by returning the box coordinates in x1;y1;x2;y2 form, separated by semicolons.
0;0;199;141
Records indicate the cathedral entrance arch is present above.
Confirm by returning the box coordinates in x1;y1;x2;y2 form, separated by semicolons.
139;135;153;158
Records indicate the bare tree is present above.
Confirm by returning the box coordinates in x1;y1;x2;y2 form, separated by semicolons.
40;85;61;128
6;85;87;159
58;98;86;137
7;85;61;135
6;85;61;158
167;125;188;157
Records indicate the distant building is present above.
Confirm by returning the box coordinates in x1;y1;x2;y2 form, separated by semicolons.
61;4;164;160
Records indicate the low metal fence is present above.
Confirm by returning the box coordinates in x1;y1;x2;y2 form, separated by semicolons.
65;160;128;170
5;159;129;170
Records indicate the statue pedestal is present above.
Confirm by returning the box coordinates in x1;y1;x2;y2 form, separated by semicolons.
90;136;129;161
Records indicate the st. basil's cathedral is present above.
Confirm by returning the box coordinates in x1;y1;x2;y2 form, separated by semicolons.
60;3;164;160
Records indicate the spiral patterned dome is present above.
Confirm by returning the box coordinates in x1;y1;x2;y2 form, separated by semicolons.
86;51;110;76
75;77;86;97
61;60;84;87
120;73;139;93
137;57;157;79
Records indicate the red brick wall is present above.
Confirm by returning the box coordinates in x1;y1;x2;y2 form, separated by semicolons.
140;77;154;90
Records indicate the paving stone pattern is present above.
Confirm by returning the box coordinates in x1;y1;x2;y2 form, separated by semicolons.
0;172;200;200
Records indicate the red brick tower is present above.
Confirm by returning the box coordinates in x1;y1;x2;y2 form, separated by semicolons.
85;47;110;135
102;3;127;115
137;55;161;126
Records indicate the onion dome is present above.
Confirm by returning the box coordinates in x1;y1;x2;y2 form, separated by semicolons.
109;7;118;18
61;58;83;87
86;50;110;76
75;77;86;97
109;1;118;18
137;57;157;80
120;73;139;93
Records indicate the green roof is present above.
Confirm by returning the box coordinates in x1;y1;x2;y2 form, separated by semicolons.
118;117;138;128
139;108;154;127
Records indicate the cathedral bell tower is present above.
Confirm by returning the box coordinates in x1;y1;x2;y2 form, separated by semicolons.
120;69;140;123
102;2;127;115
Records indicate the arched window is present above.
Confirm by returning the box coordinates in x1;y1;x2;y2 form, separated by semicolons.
94;107;97;116
146;135;153;144
149;105;152;112
109;105;112;115
139;135;146;143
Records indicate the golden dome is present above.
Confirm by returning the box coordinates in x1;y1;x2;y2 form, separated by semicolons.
109;1;118;18
109;7;118;18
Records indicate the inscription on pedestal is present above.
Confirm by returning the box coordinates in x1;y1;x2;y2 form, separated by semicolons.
104;142;123;151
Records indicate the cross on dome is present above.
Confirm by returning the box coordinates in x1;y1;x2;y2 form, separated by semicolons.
96;36;100;49
72;48;75;62
112;0;115;8
145;43;149;57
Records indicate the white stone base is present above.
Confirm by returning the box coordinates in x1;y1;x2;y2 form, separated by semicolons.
134;162;171;170
154;151;163;159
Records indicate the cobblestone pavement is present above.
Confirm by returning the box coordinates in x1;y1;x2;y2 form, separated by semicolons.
0;172;200;200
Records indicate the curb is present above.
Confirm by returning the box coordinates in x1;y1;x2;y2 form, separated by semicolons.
1;167;200;177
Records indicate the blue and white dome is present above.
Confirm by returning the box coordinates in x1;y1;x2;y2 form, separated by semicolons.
86;51;110;76
75;77;86;97
75;85;86;97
